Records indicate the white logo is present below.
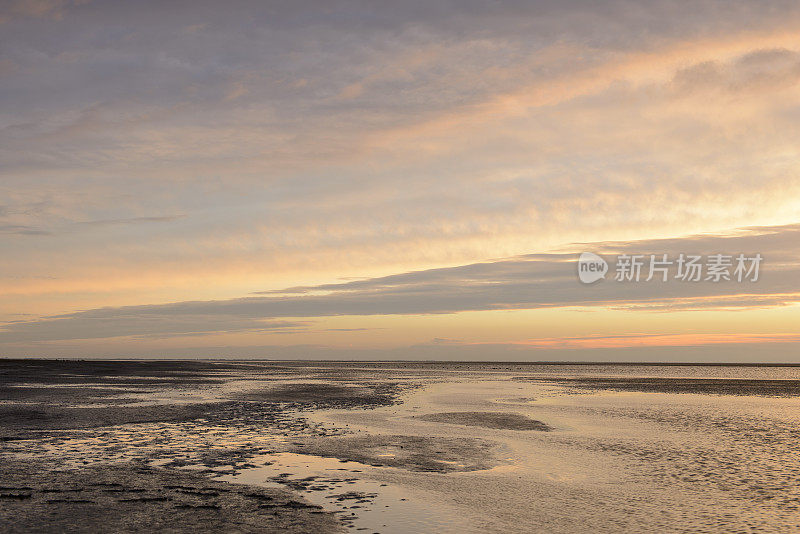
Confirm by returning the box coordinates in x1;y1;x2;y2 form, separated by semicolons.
577;252;608;284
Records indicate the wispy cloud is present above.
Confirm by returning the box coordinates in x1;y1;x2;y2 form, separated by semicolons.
0;0;86;23
75;215;183;227
0;224;50;235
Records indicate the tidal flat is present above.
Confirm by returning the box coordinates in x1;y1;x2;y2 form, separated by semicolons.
2;360;800;533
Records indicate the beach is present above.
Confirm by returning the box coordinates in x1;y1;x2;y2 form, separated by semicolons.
2;360;800;533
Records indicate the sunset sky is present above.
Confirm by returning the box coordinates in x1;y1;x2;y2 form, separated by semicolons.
2;0;800;360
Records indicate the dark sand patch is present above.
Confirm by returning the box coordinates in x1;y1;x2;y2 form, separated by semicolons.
288;434;498;473
0;359;234;387
0;461;339;534
0;386;146;404
418;411;551;431
0;360;244;442
237;382;399;409
0;403;223;440
535;377;800;396
0;361;405;446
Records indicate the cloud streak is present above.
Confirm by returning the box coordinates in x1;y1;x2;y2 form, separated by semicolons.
2;223;799;344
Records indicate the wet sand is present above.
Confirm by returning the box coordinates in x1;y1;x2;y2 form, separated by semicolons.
2;360;800;532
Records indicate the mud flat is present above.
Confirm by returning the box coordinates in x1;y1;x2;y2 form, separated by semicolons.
4;360;800;533
289;434;498;473
0;360;406;532
417;411;551;431
0;460;338;534
532;377;800;395
236;381;400;408
0;403;224;441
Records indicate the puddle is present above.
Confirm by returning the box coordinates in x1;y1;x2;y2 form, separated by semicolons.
215;452;470;533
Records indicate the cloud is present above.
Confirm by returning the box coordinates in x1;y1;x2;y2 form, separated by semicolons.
0;0;86;22
0;224;50;235
75;215;183;227
0;313;308;343
2;222;799;343
671;47;800;94
3;2;800;357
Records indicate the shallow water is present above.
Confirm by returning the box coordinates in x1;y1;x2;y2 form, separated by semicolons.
217;452;469;533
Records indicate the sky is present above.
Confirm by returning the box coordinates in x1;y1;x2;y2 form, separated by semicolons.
1;0;800;360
